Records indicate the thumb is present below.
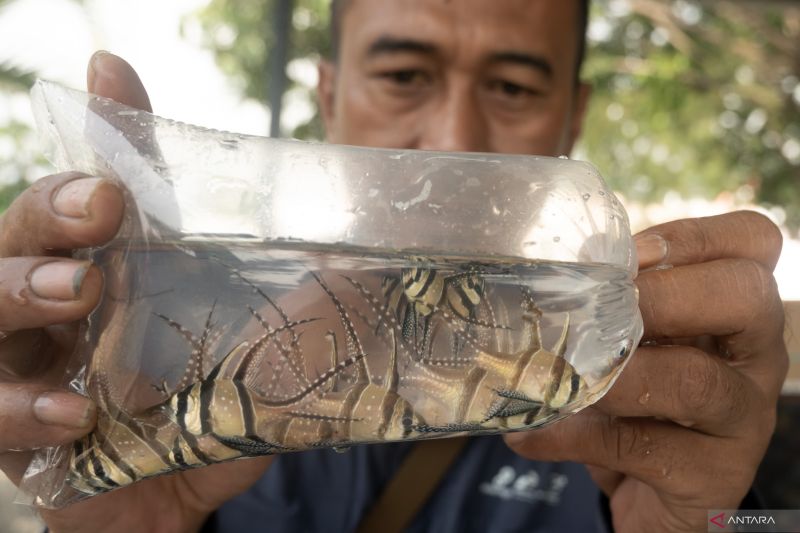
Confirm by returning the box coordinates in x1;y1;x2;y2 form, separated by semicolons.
86;51;152;113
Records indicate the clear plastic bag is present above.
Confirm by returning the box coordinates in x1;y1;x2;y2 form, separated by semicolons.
21;80;643;508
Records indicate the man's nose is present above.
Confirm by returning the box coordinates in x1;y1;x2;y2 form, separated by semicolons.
417;83;489;153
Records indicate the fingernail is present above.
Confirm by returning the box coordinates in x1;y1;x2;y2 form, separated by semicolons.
53;177;103;218
33;392;95;429
634;233;669;267
88;50;112;91
91;50;111;63
29;261;90;300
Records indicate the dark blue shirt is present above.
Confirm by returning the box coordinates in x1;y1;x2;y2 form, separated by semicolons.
207;435;606;532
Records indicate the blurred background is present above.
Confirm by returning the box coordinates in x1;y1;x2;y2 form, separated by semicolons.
0;0;798;530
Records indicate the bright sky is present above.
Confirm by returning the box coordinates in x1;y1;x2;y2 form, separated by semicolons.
0;0;270;133
0;0;798;300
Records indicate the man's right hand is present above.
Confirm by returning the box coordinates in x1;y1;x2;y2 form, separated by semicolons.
0;52;272;533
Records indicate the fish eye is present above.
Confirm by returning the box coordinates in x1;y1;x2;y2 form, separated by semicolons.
402;416;413;428
616;340;633;361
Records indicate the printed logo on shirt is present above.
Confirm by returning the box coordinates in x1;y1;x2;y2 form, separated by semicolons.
479;466;569;505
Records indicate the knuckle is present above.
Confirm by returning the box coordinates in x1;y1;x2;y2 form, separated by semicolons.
722;375;751;427
676;351;721;413
726;258;781;322
675;348;760;430
605;417;650;465
737;210;783;262
685;217;711;258
598;417;622;464
737;209;779;234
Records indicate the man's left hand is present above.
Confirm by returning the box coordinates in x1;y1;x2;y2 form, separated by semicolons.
504;210;788;532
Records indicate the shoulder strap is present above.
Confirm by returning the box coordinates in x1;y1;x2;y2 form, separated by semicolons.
356;437;469;533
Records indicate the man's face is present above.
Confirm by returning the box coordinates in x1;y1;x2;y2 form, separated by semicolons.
318;0;590;156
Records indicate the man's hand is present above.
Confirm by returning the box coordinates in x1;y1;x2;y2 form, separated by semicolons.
0;52;271;533
504;211;787;532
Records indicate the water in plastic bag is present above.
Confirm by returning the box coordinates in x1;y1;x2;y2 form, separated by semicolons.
20;81;643;508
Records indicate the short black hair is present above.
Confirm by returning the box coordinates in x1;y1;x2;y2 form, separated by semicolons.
329;0;590;81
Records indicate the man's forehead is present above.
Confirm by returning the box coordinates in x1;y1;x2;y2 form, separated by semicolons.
340;0;581;33
339;0;580;64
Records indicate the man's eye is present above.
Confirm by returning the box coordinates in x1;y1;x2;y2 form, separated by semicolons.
488;79;537;98
379;70;429;86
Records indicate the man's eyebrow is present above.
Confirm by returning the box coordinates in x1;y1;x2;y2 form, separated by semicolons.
366;36;437;57
489;51;554;78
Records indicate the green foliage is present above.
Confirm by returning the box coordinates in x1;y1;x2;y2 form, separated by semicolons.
193;0;330;138
580;0;800;229
195;0;330;101
0;62;36;92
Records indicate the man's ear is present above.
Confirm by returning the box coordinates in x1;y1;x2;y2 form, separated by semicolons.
317;60;337;141
566;81;592;152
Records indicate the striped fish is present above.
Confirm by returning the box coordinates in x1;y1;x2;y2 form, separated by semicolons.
65;314;359;496
381;266;487;357
478;312;585;427
166;333;365;453
301;273;425;445
411;293;586;430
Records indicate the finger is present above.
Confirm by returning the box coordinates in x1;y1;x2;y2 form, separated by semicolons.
0;172;124;257
637;258;787;395
0;258;103;332
585;465;623;496
504;411;754;503
0;325;76;382
0;383;95;453
595;345;761;436
0;330;51;379
638;259;784;340
86;50;164;165
87;51;152;112
635;211;782;271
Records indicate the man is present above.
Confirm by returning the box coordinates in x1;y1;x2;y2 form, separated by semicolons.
0;1;787;531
